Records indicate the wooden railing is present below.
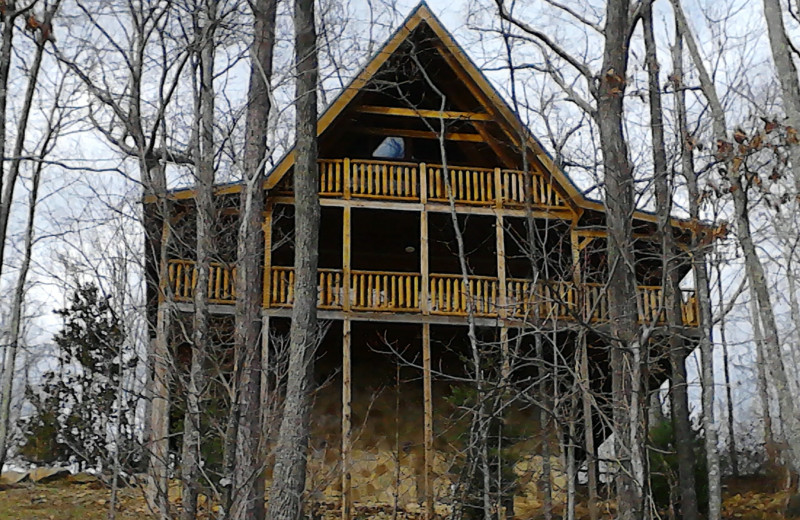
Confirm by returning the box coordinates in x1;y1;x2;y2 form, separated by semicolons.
429;274;499;315
351;270;420;311
280;158;569;208
583;283;698;325
349;160;419;200
427;165;496;205
165;260;700;327
167;259;237;304
499;169;565;207
269;266;344;309
506;279;576;320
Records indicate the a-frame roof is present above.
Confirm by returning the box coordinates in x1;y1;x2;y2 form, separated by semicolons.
265;1;589;212
156;2;700;232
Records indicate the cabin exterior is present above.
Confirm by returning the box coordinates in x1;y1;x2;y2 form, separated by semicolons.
145;4;700;517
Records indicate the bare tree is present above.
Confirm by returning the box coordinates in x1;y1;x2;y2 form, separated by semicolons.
266;0;321;516
180;1;218;518
675;0;800;477
642;3;698;519
0;0;62;471
229;0;278;518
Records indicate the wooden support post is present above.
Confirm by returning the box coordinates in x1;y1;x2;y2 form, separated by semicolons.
420;209;430;315
422;322;434;519
343;206;351;311
342;319;352;520
494;167;503;209
496;213;510;378
263;203;274;308
343;158;351;200
570;225;583;316
496;213;508;318
420;163;428;205
260;314;270;443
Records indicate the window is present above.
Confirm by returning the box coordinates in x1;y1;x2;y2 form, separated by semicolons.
372;136;405;159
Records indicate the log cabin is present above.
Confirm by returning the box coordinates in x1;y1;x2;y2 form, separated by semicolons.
145;3;702;517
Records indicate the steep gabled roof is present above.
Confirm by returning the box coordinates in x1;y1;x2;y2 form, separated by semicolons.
264;1;587;213
153;2;700;233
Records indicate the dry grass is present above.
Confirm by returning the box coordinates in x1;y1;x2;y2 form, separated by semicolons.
0;476;794;520
0;480;154;520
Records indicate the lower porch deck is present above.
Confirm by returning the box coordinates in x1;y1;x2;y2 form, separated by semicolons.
166;259;701;327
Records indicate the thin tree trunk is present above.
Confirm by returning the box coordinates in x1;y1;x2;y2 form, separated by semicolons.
762;0;800;132
748;282;777;460
642;4;699;519
715;247;739;476
265;0;320;515
0;15;54;469
0;2;60;290
0;129;44;471
594;2;644;517
580;334;599;520
181;5;217;518
230;0;278;518
538;335;553;520
669;9;722;517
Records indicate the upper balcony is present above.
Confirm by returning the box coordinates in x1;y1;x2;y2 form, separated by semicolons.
165;260;700;327
272;158;571;211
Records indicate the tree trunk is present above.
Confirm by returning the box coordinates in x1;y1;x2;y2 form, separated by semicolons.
0;17;52;469
181;5;217;518
669;7;723;516
230;0;278;517
265;0;320;515
0;130;44;471
594;2;644;517
642;5;699;519
714;248;739;476
748;282;777;460
580;335;599;520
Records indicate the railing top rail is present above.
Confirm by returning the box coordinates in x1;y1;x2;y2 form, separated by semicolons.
351;269;420;277
426;163;495;173
349;158;419;168
271;265;342;274
431;273;499;282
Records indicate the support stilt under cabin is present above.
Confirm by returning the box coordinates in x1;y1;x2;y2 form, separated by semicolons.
144;3;704;518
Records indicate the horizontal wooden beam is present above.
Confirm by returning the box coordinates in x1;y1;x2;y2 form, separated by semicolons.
355;127;484;142
269;195;576;219
356;105;493;121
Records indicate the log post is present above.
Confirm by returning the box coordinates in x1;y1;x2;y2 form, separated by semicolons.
496;212;509;377
263;202;274;308
342;318;352;520
422;322;433;519
420;210;429;315
343;205;351;311
260;313;270;448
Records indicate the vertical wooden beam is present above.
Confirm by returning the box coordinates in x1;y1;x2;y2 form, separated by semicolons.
422;322;434;519
420;163;430;316
260;313;270;441
343;157;351;200
570;224;582;318
496;213;508;318
343;205;351;311
342;319;352;520
420;163;428;205
420;210;429;315
494;167;503;209
496;212;510;378
263;202;274;308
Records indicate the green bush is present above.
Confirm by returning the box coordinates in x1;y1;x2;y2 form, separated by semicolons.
648;419;708;517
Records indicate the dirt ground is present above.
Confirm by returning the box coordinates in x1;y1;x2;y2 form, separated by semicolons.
0;476;795;520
